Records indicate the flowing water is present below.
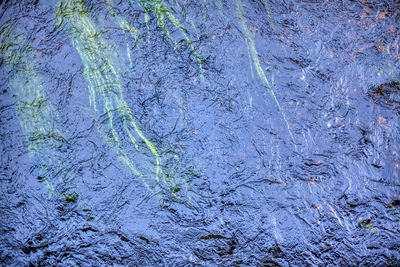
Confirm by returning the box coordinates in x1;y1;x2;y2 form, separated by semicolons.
0;0;399;265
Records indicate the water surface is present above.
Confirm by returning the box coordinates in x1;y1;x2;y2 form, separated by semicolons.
0;0;399;265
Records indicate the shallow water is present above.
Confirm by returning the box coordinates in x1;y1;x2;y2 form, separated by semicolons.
0;0;399;265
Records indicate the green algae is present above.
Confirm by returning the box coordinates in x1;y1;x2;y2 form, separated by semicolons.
0;25;93;220
106;0;140;47
357;216;379;235
0;26;66;194
260;0;275;28
56;0;187;199
135;0;204;78
236;0;297;151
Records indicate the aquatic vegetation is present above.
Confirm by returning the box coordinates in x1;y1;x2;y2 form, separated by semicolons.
134;0;204;77
0;26;65;193
388;203;400;223
130;0;151;41
165;0;201;42
357;216;379;235
260;0;275;28
105;0;140;47
236;0;297;151
201;0;209;28
56;0;186;199
138;0;175;44
64;193;79;202
0;25;93;219
104;0;140;70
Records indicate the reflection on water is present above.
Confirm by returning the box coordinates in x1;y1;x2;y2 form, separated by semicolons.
0;0;399;265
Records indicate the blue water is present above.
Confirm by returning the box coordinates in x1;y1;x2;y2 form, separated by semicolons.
1;0;399;265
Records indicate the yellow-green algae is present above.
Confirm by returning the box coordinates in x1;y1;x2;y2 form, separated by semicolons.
388;204;400;223
236;0;297;151
105;0;140;47
0;26;65;196
260;0;275;28
130;0;151;41
357;216;379;235
135;0;204;78
166;0;201;42
0;25;94;219
104;0;140;70
56;0;182;198
201;0;209;30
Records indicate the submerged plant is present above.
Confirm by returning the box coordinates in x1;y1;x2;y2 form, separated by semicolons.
0;26;65;194
260;0;275;28
357;216;379;235
236;0;296;151
64;193;79;202
56;0;186;199
105;0;140;46
0;25;93;220
134;0;204;78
